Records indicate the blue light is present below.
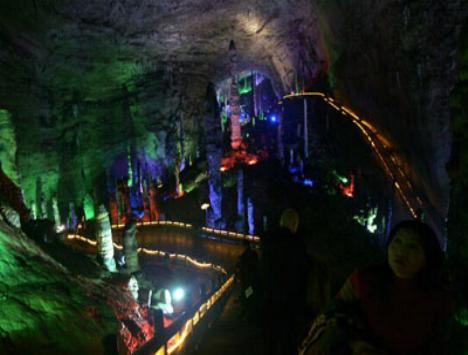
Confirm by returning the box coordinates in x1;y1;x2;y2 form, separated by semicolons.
303;178;314;187
269;114;277;123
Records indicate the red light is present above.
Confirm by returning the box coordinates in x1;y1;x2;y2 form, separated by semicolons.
339;175;355;198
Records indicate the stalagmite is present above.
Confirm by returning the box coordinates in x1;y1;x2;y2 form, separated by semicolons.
123;219;139;273
247;197;254;235
95;204;117;272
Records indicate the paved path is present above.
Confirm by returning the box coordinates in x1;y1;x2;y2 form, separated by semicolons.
189;285;265;355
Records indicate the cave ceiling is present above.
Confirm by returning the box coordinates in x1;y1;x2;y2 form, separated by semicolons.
0;0;324;102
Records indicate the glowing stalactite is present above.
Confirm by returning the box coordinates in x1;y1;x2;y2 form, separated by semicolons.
123;220;139;273
229;40;241;150
95;204;117;272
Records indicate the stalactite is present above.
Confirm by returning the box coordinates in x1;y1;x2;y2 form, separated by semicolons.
95;204;117;272
123;219;139;274
229;40;241;150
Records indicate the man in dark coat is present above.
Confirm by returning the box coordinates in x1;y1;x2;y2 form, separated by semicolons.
262;208;309;354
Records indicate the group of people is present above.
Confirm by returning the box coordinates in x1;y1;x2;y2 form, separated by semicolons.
236;209;453;355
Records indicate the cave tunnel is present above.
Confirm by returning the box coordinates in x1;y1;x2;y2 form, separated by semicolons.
0;1;467;354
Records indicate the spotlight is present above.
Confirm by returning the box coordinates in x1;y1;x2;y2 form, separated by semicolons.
172;287;185;302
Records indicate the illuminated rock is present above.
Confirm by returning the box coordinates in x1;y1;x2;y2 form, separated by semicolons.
229;40;242;150
205;83;224;228
122;219;139;274
95;205;117;272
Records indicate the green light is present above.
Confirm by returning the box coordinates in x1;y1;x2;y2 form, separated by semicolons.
0;109;19;184
83;194;95;220
366;207;378;233
332;170;348;184
221;111;228;132
238;76;252;95
127;145;133;187
353;207;378;234
455;307;468;326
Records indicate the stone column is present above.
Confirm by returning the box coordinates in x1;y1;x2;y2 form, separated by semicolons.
235;168;245;232
247;197;255;235
95;205;116;272
229;40;241;150
205;83;224;228
123;219;139;274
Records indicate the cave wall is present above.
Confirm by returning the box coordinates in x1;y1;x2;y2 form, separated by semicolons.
448;20;468;321
315;0;463;229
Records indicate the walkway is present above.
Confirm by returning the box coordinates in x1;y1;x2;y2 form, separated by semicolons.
189;285;265;355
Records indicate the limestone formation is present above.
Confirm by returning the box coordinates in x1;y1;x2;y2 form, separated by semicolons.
95;205;117;272
123;219;139;274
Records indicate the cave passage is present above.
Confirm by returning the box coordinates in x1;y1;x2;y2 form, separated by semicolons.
0;1;466;354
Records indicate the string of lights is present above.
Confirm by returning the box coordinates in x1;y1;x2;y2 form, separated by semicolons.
66;232;235;354
110;220;261;243
282;91;423;219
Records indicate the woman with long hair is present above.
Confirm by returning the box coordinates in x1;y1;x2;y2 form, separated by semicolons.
301;220;453;355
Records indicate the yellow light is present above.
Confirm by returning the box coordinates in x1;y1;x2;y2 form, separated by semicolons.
193;311;199;325
328;101;340;111
341;106;360;121
282;91;325;100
